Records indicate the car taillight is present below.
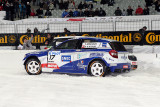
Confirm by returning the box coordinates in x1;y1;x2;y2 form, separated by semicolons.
109;50;118;58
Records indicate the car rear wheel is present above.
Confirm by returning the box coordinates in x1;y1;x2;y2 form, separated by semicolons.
25;58;42;75
89;60;106;77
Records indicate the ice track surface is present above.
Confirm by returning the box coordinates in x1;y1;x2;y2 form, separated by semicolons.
0;50;160;107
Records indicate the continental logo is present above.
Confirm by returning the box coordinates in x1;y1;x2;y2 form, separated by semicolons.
8;35;16;43
0;36;7;43
133;33;142;42
20;35;47;44
145;32;160;44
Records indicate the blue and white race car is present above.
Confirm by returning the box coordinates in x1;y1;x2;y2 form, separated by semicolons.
23;36;132;77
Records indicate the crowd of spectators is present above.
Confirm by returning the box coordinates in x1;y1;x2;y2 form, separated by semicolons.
1;0;160;21
113;5;150;16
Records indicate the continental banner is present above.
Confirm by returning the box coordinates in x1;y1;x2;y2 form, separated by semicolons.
0;31;160;46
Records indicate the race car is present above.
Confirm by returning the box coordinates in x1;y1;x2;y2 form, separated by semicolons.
23;36;132;77
128;55;138;70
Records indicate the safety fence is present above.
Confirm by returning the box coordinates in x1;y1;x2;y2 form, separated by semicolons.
1;19;160;33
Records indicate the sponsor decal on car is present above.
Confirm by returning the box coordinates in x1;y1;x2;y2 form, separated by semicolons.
48;51;61;55
61;55;71;62
77;53;86;59
123;65;128;69
102;42;107;47
132;62;137;65
48;63;59;69
48;51;61;62
41;63;59;69
81;42;101;48
90;53;104;57
77;60;87;69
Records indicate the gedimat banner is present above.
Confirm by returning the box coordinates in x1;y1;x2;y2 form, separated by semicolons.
0;31;160;46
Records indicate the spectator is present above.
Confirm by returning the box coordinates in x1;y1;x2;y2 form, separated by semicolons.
34;27;40;34
30;9;36;17
45;34;53;46
5;2;10;20
64;28;70;33
59;0;64;10
135;5;143;15
139;26;147;36
68;0;75;9
99;7;106;16
145;0;153;7
73;8;79;17
89;9;94;17
78;2;83;9
26;2;31;18
127;6;134;16
19;3;26;19
39;0;44;8
79;9;84;17
54;0;59;8
143;6;149;15
45;9;52;17
43;2;48;10
69;9;73;17
33;0;36;6
114;7;122;16
14;0;19;18
23;34;34;50
49;2;54;11
63;0;69;9
88;2;93;9
94;8;100;16
122;9;127;16
155;0;160;12
10;2;14;21
26;28;31;33
62;9;69;18
101;0;107;5
84;8;90;17
83;1;88;9
36;8;43;18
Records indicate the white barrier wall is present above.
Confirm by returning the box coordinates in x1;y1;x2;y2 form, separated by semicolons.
1;15;160;33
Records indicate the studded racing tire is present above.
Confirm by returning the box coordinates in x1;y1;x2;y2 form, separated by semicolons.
89;60;107;77
25;58;42;75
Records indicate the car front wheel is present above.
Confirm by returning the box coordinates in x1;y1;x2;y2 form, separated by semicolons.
25;58;42;75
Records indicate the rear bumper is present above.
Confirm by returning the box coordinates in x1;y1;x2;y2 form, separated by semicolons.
109;63;131;73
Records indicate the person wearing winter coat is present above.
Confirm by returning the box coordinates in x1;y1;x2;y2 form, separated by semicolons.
45;9;52;17
62;9;69;18
19;3;26;19
26;2;31;18
127;6;134;16
84;8;90;17
79;9;84;17
99;8;106;16
23;34;34;50
135;5;143;15
143;6;150;15
73;8;79;17
114;7;122;16
49;2;54;11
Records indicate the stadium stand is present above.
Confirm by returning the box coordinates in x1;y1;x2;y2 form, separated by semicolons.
0;0;159;21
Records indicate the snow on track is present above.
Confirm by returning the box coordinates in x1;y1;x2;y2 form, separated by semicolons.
0;50;160;107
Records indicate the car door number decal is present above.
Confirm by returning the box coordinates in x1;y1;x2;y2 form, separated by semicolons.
48;51;61;62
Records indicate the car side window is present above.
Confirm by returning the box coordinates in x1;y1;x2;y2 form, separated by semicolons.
56;39;79;49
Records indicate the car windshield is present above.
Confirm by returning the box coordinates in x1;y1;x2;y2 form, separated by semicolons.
110;42;127;51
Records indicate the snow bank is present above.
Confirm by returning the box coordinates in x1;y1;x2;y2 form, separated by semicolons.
0;50;160;107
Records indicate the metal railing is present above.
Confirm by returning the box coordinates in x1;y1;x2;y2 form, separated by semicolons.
1;19;160;33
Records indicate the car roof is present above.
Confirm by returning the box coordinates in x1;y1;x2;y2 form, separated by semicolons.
54;36;117;42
